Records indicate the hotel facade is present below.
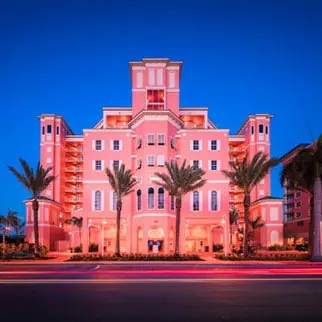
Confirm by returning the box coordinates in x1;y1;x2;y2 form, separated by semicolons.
25;58;283;254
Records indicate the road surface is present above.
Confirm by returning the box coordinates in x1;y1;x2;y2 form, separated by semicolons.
1;263;322;321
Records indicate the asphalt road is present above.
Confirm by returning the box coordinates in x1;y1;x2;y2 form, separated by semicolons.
1;264;322;322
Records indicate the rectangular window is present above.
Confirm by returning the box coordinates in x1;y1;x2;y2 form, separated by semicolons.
158;134;165;145
265;126;268;134
95;140;102;151
148;134;155;145
251;126;254;135
170;196;175;210
47;125;52;134
193;192;199;211
193;140;199;151
148;68;155;85
95;160;102;171
192;160;199;170
259;124;264;133
156;68;163;85
210;160;217;171
148;155;154;166
296;202;301;208
113;140;120;151
210;140;217;151
42;126;45;135
112;192;117;211
56;126;60;135
136;71;143;88
295;191;301;198
113;160;120;170
147;89;165;110
296;212;301;218
157;155;165;166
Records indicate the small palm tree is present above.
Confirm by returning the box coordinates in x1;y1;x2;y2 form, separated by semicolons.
248;215;265;243
280;134;322;260
105;164;137;257
6;210;19;234
229;207;239;246
154;160;206;256
65;216;83;247
222;152;279;257
0;214;9;257
8;158;56;256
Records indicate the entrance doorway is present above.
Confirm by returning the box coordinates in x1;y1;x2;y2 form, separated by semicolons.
148;226;164;254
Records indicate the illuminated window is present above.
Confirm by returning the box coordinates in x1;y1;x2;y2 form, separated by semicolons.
211;191;218;211
148;188;154;209
147;89;165;110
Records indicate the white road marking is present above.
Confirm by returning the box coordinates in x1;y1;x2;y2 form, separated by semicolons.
1;277;322;284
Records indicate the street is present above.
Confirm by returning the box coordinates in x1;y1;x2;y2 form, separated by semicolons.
1;263;322;321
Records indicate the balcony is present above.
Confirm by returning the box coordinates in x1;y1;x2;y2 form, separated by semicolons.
229;147;244;154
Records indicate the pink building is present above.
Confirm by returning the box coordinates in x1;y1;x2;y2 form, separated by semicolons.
25;58;283;253
281;144;312;245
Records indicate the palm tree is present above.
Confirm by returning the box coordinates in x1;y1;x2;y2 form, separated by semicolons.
154;160;206;256
105;164;137;257
280;134;322;260
6;210;19;234
0;214;9;257
229;207;239;246
248;215;265;244
222;152;279;257
65;216;83;247
8;158;56;256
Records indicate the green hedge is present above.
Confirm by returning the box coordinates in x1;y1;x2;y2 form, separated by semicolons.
68;253;202;261
215;253;310;261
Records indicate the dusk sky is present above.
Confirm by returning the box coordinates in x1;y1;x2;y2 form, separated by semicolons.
1;0;321;218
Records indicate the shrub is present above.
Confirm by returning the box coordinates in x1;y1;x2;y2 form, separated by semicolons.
268;244;295;251
215;253;309;261
67;253;202;262
73;245;82;253
89;243;98;252
212;244;223;252
39;245;48;257
295;243;309;252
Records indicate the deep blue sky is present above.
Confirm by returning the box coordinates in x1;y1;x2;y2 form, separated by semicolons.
1;0;321;218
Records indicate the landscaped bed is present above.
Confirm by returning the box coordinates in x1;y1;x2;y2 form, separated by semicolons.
67;254;202;261
215;253;310;261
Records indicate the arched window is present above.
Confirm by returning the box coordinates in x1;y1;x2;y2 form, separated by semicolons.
158;187;164;209
112;192;117;211
148;188;154;209
137;190;142;210
193;191;199;211
211;191;218;211
94;191;101;211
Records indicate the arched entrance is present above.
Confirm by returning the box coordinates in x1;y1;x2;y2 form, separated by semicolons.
148;226;164;253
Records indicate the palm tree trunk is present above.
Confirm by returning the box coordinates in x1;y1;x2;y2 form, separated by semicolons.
32;199;40;257
174;197;182;256
311;169;322;260
229;224;233;247
79;228;82;247
115;199;122;257
243;193;251;257
308;195;314;253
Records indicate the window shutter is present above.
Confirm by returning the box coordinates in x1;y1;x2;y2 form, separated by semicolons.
101;190;104;211
190;160;193;167
199;140;203;150
92;140;95;151
102;140;105;151
190;192;193;211
208;140;211;151
110;160;113;169
91;190;95;211
199;160;203;169
102;160;105;170
208;160;211;171
217;160;221;171
190;140;193;151
92;160;95;171
218;190;221;211
119;140;123;151
110;140;113;150
217;140;221;151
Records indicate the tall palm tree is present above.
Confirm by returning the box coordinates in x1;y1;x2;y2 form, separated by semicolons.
222;152;279;257
280;134;322;260
65;216;83;247
105;164;137;257
8;158;56;256
229;207;239;246
154;160;206;256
